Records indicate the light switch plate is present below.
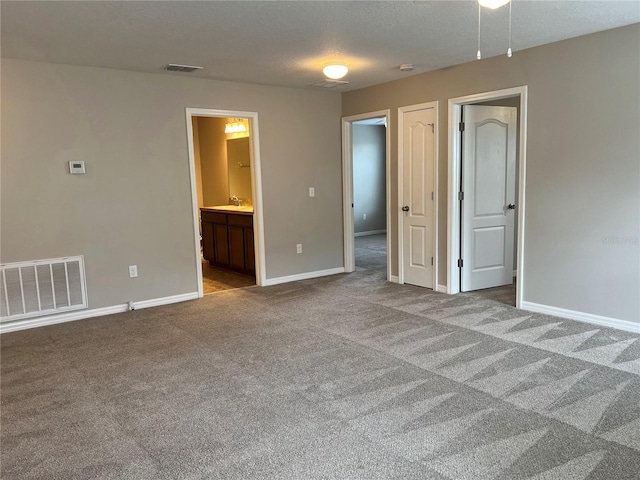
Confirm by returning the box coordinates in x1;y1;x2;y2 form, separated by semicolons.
309;187;315;197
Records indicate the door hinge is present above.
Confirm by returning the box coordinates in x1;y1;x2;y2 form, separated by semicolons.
459;122;465;132
431;191;434;201
352;203;354;208
458;259;463;268
431;257;434;266
458;191;464;201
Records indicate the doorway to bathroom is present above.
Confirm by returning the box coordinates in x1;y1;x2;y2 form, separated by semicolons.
185;108;265;297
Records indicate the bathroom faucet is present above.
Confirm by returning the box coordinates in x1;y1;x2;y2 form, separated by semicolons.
231;195;241;206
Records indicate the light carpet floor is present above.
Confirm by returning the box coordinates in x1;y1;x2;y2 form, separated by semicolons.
2;235;639;479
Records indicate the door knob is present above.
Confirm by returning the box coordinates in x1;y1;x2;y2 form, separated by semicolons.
508;203;516;210
402;206;410;212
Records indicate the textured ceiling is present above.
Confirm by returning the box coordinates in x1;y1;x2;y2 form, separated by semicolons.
2;1;639;92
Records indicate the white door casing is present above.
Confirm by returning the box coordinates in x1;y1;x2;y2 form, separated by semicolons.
400;104;437;288
461;105;517;291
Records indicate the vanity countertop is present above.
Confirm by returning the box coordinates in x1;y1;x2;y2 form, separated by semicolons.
201;205;254;215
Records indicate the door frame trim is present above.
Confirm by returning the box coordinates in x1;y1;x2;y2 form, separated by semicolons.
447;86;528;308
398;101;439;288
185;108;266;296
341;110;391;280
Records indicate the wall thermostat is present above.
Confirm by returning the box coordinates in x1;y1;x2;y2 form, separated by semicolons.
69;161;86;174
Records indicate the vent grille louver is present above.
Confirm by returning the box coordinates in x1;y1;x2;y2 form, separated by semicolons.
164;64;203;73
1;256;87;323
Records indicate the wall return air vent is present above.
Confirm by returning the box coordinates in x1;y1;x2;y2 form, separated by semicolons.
1;256;88;323
164;64;203;73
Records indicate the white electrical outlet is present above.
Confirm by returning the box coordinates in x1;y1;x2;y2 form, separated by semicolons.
129;265;138;278
309;187;315;197
296;244;303;254
363;213;367;220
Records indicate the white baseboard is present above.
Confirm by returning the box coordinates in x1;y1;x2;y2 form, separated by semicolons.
263;267;345;286
389;275;399;284
354;229;387;237
0;292;199;334
521;301;640;334
131;292;199;310
436;284;448;293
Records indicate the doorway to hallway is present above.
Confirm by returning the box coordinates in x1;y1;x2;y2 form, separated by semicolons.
342;110;391;281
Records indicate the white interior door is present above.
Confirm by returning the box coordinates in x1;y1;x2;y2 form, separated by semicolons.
461;105;517;291
402;107;435;288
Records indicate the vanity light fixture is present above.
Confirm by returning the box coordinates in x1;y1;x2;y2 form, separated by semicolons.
224;118;247;134
477;0;513;60
323;64;348;80
478;0;510;9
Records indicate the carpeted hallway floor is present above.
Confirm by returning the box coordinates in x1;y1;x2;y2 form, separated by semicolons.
2;236;639;479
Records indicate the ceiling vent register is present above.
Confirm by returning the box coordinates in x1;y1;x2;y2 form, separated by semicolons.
164;64;203;73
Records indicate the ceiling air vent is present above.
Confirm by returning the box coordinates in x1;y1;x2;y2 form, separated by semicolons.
310;79;349;89
164;64;203;73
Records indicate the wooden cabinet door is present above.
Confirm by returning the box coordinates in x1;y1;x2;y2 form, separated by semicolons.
228;226;245;270
213;224;229;265
201;222;214;262
244;227;255;275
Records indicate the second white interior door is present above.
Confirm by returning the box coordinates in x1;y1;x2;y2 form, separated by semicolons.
401;106;436;288
461;105;517;291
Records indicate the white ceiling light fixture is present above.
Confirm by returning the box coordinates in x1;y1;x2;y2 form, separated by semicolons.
323;64;348;80
477;0;513;60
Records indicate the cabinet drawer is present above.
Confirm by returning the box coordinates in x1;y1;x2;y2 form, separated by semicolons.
227;214;253;227
201;211;227;224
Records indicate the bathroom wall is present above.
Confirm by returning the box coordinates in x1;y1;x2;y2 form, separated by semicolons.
192;117;204;210
197;117;229;206
227;137;253;204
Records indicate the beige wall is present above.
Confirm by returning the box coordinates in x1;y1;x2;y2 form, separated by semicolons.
197;117;229;207
343;24;640;322
1;59;343;309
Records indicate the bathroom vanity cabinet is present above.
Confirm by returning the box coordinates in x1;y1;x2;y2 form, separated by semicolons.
201;207;255;277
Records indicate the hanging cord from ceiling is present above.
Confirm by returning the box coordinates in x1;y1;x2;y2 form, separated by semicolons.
507;1;513;57
477;2;482;60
